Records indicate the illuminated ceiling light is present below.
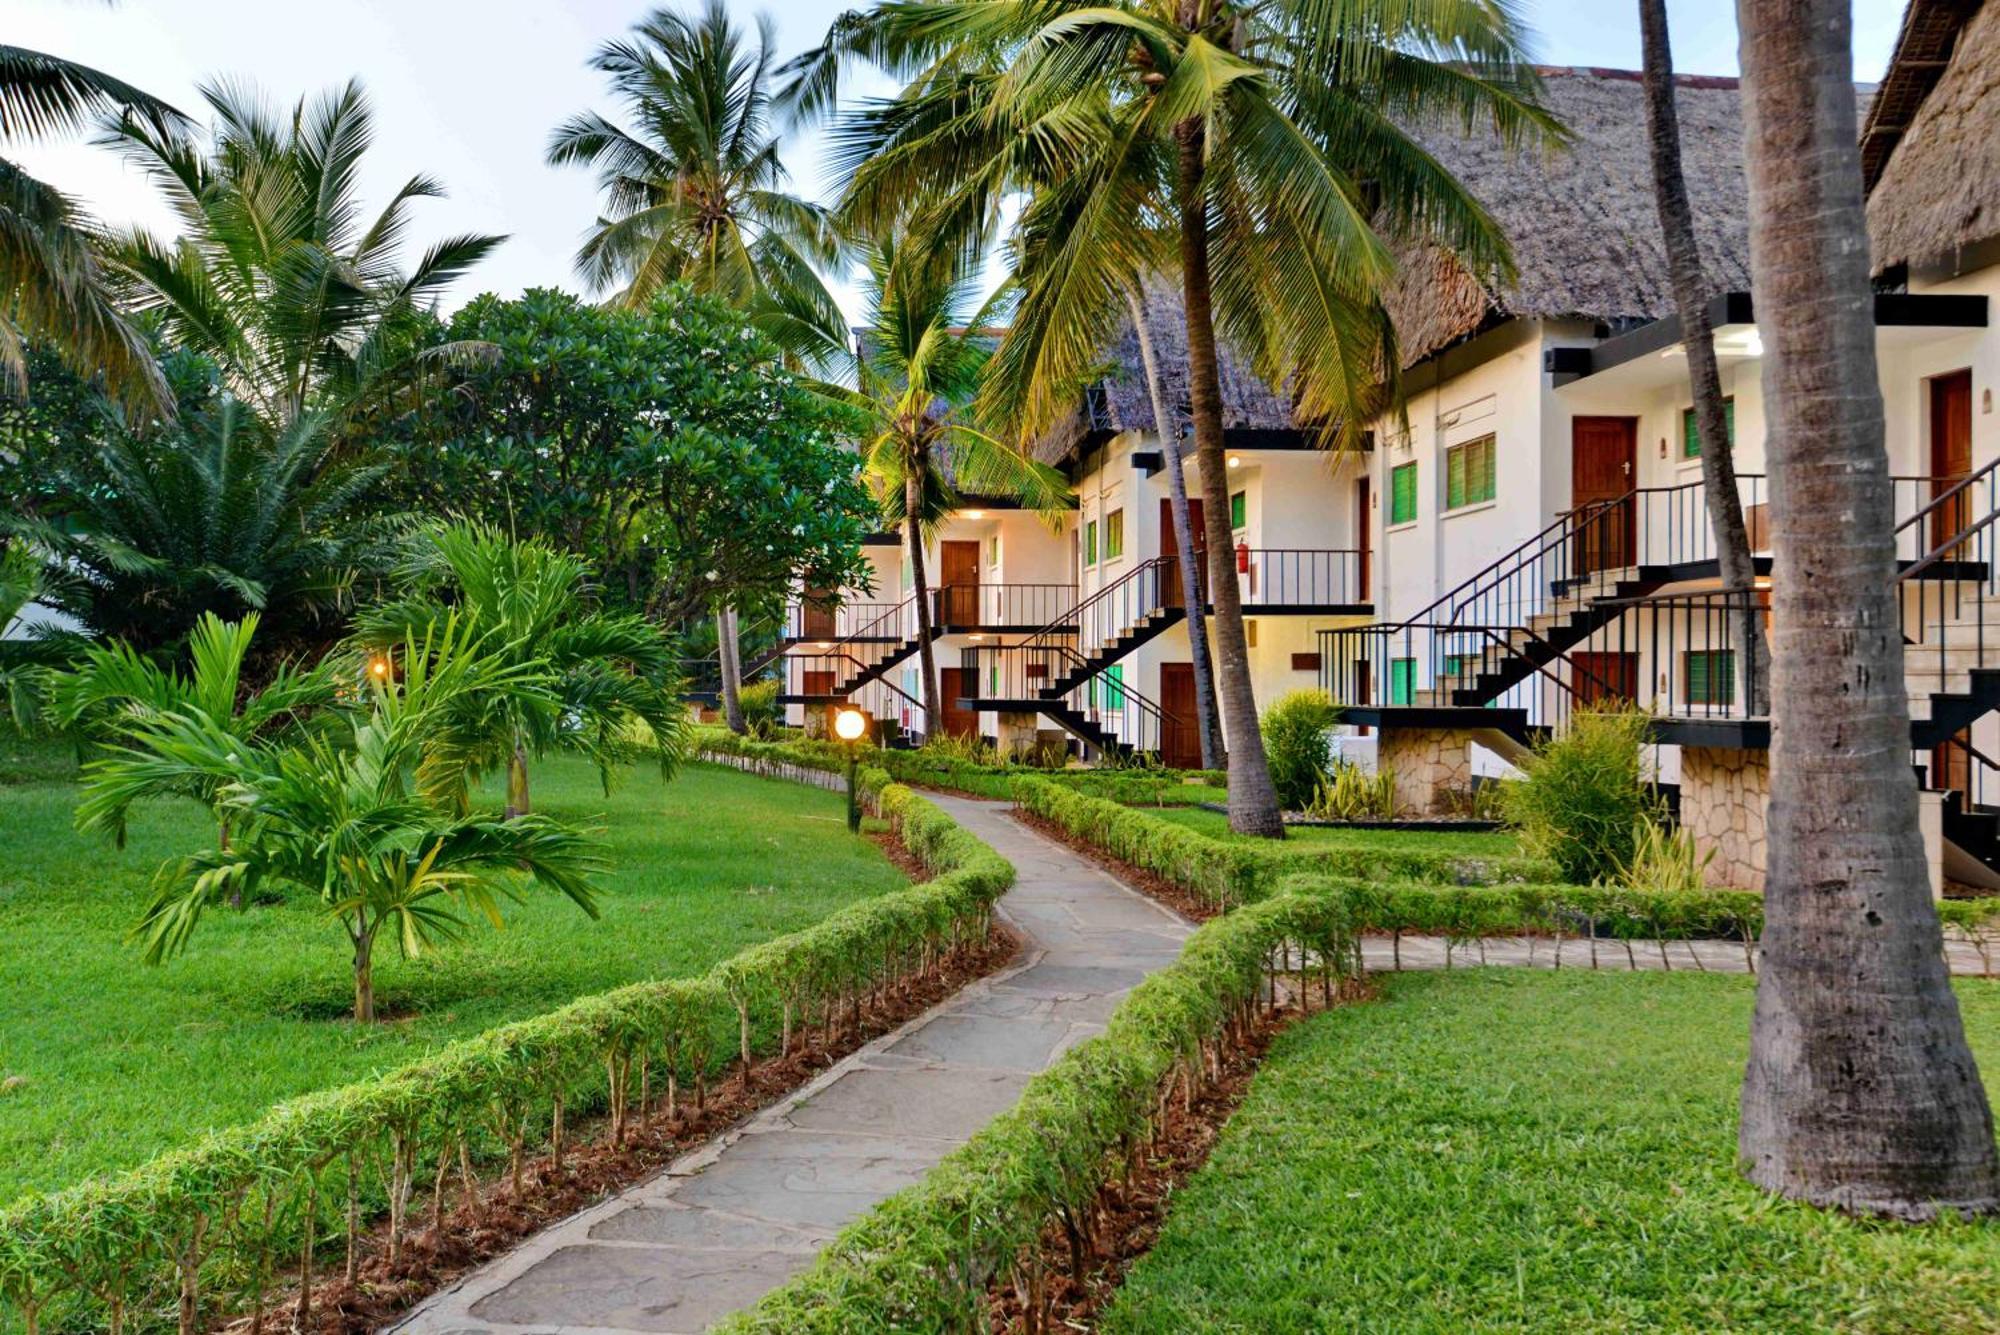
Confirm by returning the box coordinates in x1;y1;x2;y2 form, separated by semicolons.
1227;455;1241;469
964;509;986;519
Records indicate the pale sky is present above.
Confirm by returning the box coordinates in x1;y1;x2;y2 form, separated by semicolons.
4;0;1909;323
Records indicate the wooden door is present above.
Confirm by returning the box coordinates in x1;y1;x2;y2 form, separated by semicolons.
801;590;836;639
1931;370;1974;556
1572;417;1636;572
802;669;835;698
1354;476;1372;602
1570;651;1638;707
1935;730;1973;796
1159;662;1202;769
939;540;981;626
1159;497;1207;607
936;667;980;739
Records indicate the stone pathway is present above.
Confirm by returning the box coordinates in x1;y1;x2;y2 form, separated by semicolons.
391;795;1190;1335
1359;933;1998;975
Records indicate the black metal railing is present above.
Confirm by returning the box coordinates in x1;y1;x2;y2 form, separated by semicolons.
955;641;1186;760
1238;548;1367;608
931;582;1077;629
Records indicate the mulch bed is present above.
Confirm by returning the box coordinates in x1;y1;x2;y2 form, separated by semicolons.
224;924;1018;1335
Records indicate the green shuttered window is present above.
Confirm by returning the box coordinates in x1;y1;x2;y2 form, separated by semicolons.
1682;398;1736;459
1230;490;1247;530
1685;650;1736;705
1389;657;1417;706
1389;462;1418;525
1105;508;1124;560
1445;435;1497;510
1084;519;1097;566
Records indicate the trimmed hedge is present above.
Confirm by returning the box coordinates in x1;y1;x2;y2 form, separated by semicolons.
0;781;1012;1335
715;877;1359;1334
1015;776;1556;905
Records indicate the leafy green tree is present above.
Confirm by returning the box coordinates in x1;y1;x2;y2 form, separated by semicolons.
391;287;877;624
0;45;188;412
76;618;603;1023
97;78;502;432
0;543;79;730
352;521;688;818
794;0;1554;835
51;611;336;856
828;237;1070;738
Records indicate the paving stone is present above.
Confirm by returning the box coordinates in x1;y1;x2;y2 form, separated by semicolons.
992;961;1149;998
586;1204;824;1251
467;1243;809;1332
784;1065;1028;1137
881;1013;1079;1070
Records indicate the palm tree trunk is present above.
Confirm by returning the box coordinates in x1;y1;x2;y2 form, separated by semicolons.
352;920;377;1024
1126;282;1222;770
1640;0;1769;708
505;736;531;819
1176;117;1282;837
906;462;942;740
1735;0;1997;1218
718;605;747;734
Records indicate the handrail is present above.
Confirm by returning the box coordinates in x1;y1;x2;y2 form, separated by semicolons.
1018;557;1173;650
1395;491;1630;631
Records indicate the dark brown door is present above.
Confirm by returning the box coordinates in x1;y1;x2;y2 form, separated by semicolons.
1931;370;1974;555
1159;497;1207;606
801;589;836;639
936;667;980;739
1572;417;1637;572
1354;476;1372;602
939;540;981;626
1935;730;1973;796
1570;652;1639;707
802;669;835;698
1159;662;1202;769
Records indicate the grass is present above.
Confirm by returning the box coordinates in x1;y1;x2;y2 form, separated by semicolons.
1103;970;2000;1334
0;753;908;1204
1141;802;1521;858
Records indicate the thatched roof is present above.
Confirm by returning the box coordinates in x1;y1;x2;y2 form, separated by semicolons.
1866;0;2000;270
1385;67;1763;366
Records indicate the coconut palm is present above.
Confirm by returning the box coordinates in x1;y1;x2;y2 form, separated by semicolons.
77;617;603;1023
96;78;503;433
51;611;336;856
351;521;688;818
1734;0;1999;1216
826;237;1069;739
0;45;188;413
791;0;1554;833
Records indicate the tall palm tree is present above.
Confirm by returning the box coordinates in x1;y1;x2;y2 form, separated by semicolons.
1639;0;1766;703
793;0;1554;833
97;78;503;433
0;45;188;413
828;237;1069;739
549;0;851;732
1734;0;1998;1216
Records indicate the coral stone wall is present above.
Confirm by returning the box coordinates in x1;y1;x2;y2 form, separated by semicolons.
1680;746;1770;890
1378;728;1475;817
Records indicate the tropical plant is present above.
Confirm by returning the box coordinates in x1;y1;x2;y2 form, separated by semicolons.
1259;688;1339;811
0;44;188;412
737;678;783;740
352;521;688;817
1734;0;1998;1215
1501;704;1656;885
75;618;603;1022
0;541;79;730
824;237;1070;738
6;396;394;652
789;0;1557;836
51;611;335;854
1620;814;1713;895
1307;760;1397;822
96;78;502;432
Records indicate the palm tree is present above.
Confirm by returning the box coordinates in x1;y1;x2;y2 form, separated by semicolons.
0;46;188;413
351;521;688;818
828;237;1069;739
1638;0;1766;702
51;611;336;855
0;542;79;731
1734;0;1998;1216
5;398;392;652
550;0;852;734
793;0;1554;833
97;78;503;432
77;617;603;1023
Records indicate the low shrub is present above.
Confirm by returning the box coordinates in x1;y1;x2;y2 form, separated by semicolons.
0;776;1012;1335
1622;816;1715;894
1502;705;1657;884
1306;761;1397;821
737;679;783;739
1260;689;1341;810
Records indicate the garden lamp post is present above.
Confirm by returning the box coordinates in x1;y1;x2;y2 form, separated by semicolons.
833;706;867;834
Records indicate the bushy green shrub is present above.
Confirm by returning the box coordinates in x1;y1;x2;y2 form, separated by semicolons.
738;679;783;739
1259;689;1341;810
1307;761;1397;820
1622;815;1715;893
1501;705;1656;884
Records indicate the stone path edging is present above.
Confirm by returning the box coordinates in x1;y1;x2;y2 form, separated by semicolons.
390;793;1190;1335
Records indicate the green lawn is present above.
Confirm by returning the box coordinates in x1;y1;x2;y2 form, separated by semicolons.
1141;802;1521;858
1103;970;2000;1333
0;754;908;1204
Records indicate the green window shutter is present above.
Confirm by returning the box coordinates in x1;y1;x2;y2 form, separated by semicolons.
1106;509;1124;559
1682;407;1701;459
1724;398;1736;444
1231;490;1247;529
1446;447;1466;510
1476;437;1496;503
1445;436;1497;510
1390;463;1418;525
1390;657;1416;705
1105;665;1125;709
1686;650;1736;705
1085;520;1097;565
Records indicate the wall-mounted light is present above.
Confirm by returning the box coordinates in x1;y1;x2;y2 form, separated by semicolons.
964;509;986;519
1227;455;1241;469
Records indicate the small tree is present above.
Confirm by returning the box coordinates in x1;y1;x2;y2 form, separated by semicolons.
352;521;689;817
1502;705;1655;884
76;619;604;1022
1260;689;1340;811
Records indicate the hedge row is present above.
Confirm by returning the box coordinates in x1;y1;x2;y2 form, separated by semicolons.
716;877;1359;1334
0;782;1012;1335
1014;776;1556;904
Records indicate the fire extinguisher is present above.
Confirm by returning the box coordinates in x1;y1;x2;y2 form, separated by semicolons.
1235;540;1250;574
